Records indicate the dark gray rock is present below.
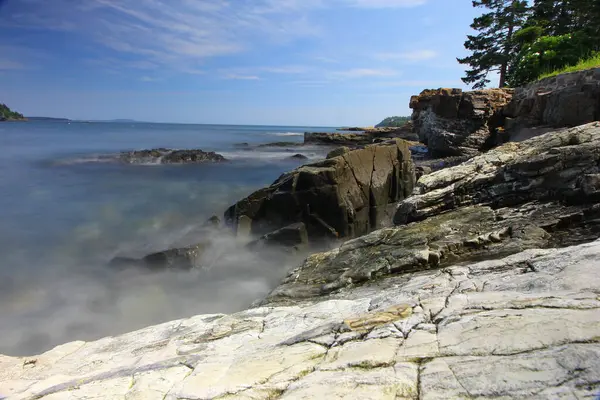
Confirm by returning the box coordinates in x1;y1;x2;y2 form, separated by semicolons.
109;242;206;271
409;88;513;157
248;222;309;252
119;148;226;164
225;139;416;242
288;154;308;160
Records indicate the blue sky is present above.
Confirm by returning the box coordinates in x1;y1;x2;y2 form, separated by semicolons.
0;0;489;126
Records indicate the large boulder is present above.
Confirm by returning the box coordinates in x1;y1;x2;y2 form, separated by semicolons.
225;139;416;241
410;88;513;157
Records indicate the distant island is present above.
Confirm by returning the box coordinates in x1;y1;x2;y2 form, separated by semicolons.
28;116;71;122
375;116;410;128
0;103;26;121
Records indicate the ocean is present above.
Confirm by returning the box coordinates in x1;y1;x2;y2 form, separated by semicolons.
0;121;337;356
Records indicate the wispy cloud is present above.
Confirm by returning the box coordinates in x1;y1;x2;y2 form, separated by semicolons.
344;0;427;8
0;59;26;70
375;50;437;62
223;74;261;81
331;68;398;79
140;76;159;82
1;0;429;78
1;0;323;75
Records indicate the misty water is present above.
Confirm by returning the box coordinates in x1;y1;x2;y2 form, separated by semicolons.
0;121;336;356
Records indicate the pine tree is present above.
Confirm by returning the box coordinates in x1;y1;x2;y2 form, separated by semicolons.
458;0;529;89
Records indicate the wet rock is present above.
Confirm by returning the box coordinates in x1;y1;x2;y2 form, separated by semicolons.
109;243;208;271
288;154;308;160
119;148;226;164
248;222;309;252
224;139;416;242
410;88;513;157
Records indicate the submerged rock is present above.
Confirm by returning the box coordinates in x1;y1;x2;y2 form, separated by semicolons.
288;153;308;160
224;139;416;242
119;148;226;164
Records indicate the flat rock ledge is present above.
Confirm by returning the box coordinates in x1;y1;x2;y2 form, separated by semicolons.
2;240;599;399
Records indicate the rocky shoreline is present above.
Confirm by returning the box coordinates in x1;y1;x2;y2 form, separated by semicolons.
2;69;600;399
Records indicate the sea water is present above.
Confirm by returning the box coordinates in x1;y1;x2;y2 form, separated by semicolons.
0;121;336;355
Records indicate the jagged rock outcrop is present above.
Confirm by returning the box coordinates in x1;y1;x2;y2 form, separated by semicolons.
2;240;599;399
224;139;416;241
310;123;419;146
119;148;226;164
504;67;600;140
394;122;600;224
260;123;600;303
410;88;513;157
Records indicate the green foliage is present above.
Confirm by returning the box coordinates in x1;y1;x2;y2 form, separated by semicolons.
0;103;25;120
462;0;600;87
375;116;410;128
538;52;600;80
509;33;590;86
458;0;530;89
506;0;600;85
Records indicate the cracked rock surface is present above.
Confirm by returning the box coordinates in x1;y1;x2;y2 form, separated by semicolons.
224;139;415;241
2;240;599;399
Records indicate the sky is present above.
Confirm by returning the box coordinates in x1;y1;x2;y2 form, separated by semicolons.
0;0;491;126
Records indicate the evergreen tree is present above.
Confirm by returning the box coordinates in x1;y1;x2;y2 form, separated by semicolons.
458;0;529;89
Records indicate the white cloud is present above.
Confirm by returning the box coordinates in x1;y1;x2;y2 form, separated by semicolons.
375;50;437;62
344;0;427;8
3;0;428;77
332;68;398;78
0;60;25;70
223;74;261;80
261;66;309;74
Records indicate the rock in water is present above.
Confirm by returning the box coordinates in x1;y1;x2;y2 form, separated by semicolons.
248;222;309;252
224;139;416;242
119;148;226;164
410;88;513;157
109;243;207;271
288;153;308;160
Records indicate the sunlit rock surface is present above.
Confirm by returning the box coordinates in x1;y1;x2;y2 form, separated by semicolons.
2;239;599;399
